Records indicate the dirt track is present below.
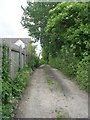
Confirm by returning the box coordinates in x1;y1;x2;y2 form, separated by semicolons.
15;65;88;118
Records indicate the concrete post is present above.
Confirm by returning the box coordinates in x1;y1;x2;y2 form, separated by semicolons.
19;46;23;69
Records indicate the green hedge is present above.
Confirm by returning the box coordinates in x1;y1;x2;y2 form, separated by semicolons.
76;53;88;91
49;48;88;92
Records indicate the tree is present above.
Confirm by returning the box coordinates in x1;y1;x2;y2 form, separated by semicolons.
27;43;40;69
45;2;89;58
21;2;58;63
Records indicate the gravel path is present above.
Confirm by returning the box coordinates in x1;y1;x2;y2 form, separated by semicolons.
15;65;88;118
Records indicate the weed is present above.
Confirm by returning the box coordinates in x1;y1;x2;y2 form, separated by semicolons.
56;108;68;119
47;78;54;85
2;67;30;119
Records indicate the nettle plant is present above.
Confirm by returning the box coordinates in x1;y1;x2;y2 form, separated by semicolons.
2;42;30;118
2;42;12;104
2;42;13;119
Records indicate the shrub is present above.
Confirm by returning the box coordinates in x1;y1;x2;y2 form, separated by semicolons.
2;43;13;119
2;46;30;118
49;46;78;78
2;67;30;119
2;42;38;119
49;47;88;92
76;52;88;91
12;67;30;100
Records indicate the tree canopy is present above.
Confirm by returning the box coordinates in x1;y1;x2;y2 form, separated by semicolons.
21;2;89;59
21;2;89;91
45;2;89;57
21;2;58;62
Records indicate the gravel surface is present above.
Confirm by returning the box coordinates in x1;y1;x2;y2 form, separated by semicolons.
15;65;88;118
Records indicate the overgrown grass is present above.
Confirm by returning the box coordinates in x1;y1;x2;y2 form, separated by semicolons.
47;78;54;85
76;56;88;91
2;41;40;119
2;67;30;119
49;50;88;92
12;67;30;100
56;108;69;119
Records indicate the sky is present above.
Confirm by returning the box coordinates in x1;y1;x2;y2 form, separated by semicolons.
0;0;29;37
0;0;42;57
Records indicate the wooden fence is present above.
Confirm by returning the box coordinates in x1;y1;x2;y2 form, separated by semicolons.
0;39;29;79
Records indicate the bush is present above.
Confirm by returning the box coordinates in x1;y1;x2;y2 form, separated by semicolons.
2;67;30;119
28;55;40;70
49;47;88;92
76;52;88;91
39;58;46;65
33;56;40;68
2;42;39;119
2;104;12;120
12;67;30;100
49;46;78;78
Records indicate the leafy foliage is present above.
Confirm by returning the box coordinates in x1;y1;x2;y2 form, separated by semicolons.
45;2;89;57
22;2;89;91
2;43;12;105
2;43;12;119
21;2;58;63
2;42;39;119
27;43;40;69
2;43;10;81
76;52;88;91
49;45;79;77
45;2;89;91
12;68;30;100
2;67;30;119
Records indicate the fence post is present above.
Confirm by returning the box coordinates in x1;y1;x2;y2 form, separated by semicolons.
9;40;12;78
19;46;22;69
24;47;27;66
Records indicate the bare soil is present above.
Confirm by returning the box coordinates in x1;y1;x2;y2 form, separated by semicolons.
14;65;88;118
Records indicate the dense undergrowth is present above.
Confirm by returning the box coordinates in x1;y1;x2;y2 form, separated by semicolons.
21;2;89;92
49;49;88;92
2;43;40;119
2;67;30;119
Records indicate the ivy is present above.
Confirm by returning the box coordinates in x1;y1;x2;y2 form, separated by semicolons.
2;43;12;104
2;42;39;119
2;43;11;82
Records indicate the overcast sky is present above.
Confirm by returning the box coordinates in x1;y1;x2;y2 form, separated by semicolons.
0;0;29;38
0;0;42;57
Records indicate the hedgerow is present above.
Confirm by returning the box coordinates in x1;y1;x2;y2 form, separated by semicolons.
76;52;88;91
45;2;89;92
49;49;88;92
1;43;34;119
